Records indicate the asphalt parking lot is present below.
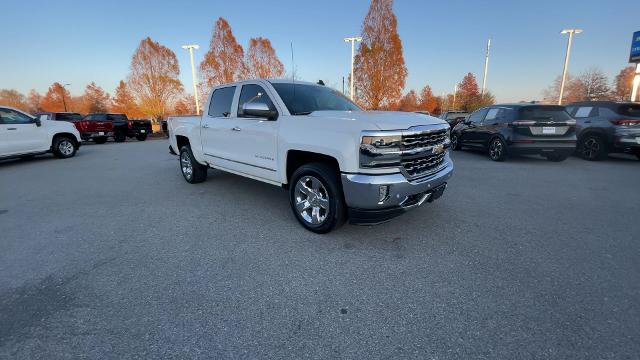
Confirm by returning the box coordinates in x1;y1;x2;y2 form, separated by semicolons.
1;139;639;359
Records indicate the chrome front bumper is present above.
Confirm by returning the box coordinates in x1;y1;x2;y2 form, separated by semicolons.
341;155;454;223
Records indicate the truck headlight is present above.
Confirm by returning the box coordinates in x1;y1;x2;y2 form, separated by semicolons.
359;132;402;168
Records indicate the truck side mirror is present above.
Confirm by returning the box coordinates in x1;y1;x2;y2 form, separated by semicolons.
35;118;42;127
243;102;278;120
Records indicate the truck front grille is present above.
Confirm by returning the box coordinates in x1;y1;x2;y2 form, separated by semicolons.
400;127;449;179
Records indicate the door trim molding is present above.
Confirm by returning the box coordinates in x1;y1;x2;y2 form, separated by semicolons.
204;153;276;172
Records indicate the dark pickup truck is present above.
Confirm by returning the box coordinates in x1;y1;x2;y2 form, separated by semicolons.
84;113;152;142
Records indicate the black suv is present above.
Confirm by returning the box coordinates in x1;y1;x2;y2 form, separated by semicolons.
84;113;152;142
439;111;469;128
565;101;640;160
451;104;577;161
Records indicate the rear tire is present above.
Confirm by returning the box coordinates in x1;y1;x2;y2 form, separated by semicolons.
52;136;77;159
114;131;126;143
94;137;107;144
289;163;346;234
488;137;507;162
578;135;606;161
179;146;207;184
136;134;148;141
545;152;569;162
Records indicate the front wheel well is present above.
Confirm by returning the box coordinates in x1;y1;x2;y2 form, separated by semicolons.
51;133;79;148
286;150;340;186
176;135;190;151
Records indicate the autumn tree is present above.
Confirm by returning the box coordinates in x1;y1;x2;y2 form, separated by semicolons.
200;17;246;95
353;0;407;109
0;89;28;111
613;66;636;101
456;73;481;111
542;74;585;104
110;80;142;118
127;37;183;120
246;37;285;79
397;90;419;111
418;85;438;113
78;82;110;113
578;68;610;101
173;94;197;115
26;90;43;113
41;82;72;112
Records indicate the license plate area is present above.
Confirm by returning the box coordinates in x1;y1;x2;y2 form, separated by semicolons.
98;132;104;135
542;127;556;134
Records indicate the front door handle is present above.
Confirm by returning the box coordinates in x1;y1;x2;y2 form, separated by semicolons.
7;128;17;130
202;123;210;129
231;126;241;131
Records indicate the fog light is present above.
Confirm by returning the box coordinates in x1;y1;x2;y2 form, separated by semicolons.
378;185;390;204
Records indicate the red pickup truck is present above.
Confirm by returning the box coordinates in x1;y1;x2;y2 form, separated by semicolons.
36;112;114;144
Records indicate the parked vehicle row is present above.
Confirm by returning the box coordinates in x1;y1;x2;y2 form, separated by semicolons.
0;106;81;160
449;101;640;162
36;112;151;144
168;79;453;233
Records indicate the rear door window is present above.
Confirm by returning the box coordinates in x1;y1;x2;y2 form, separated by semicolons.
467;108;488;124
208;86;236;117
574;107;594;118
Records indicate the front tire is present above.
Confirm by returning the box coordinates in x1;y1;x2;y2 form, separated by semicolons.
578;135;606;161
451;133;461;150
52;136;77;159
136;134;148;141
289;163;346;234
179;146;207;184
488;137;507;161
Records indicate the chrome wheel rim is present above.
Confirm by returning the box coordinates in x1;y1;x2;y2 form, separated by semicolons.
181;152;193;180
294;176;329;225
582;138;599;159
490;139;503;159
59;140;74;156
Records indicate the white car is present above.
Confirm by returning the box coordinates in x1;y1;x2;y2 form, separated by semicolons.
168;79;453;233
0;106;82;160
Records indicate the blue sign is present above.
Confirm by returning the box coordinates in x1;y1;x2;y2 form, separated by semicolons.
631;31;640;63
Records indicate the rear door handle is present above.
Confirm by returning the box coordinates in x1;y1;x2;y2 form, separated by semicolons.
202;123;210;128
232;126;241;131
7;128;17;130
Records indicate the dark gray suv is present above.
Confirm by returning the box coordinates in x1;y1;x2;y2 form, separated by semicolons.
566;102;640;160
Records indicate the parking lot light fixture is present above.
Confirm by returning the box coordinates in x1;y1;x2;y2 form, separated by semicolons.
344;36;363;100
181;44;200;115
558;29;583;105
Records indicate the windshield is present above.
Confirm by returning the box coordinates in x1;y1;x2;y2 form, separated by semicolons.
271;83;361;115
518;106;571;121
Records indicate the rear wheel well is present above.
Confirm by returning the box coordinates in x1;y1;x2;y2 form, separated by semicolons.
176;135;190;151
52;133;78;148
286;150;340;187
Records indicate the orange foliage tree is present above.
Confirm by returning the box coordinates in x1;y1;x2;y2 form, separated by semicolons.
613;66;636;101
173;94;197;115
127;37;183;120
78;82;110;113
27;90;43;113
111;80;143;118
418;85;438;113
457;73;480;111
397;90;419;112
0;89;28;111
246;37;285;79
353;0;407;110
41;82;72;112
200;17;246;95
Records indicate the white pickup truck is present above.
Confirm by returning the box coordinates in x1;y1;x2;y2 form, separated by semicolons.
168;79;453;233
0;106;81;160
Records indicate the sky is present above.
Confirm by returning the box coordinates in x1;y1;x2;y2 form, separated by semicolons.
1;0;637;103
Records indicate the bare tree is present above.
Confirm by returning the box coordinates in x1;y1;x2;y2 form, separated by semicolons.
579;67;611;101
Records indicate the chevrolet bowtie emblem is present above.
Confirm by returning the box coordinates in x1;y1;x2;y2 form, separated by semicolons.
432;144;445;155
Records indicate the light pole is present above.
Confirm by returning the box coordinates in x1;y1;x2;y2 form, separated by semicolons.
344;36;362;100
181;44;200;115
558;29;582;105
481;39;491;96
452;84;458;111
61;83;70;112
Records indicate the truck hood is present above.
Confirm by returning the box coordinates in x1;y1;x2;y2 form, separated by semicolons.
307;110;447;130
